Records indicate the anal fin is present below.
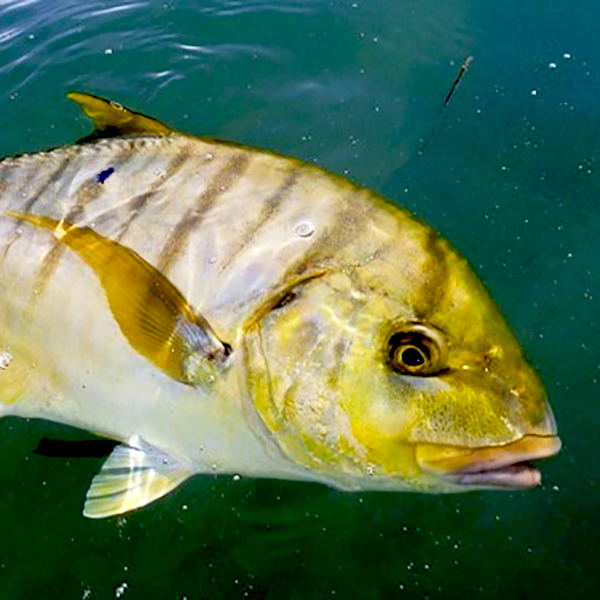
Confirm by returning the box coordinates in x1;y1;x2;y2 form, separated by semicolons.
83;435;193;519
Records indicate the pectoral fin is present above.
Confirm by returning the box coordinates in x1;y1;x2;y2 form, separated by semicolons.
67;92;174;142
84;435;193;518
6;212;231;386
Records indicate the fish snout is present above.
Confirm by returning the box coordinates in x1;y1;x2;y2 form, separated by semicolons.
527;399;558;436
415;434;562;490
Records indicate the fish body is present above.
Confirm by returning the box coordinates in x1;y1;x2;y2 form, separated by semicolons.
0;94;560;517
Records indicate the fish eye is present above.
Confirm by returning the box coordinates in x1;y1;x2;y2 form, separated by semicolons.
386;324;447;376
398;345;427;367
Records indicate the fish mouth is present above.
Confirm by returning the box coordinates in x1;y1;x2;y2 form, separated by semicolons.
415;434;562;490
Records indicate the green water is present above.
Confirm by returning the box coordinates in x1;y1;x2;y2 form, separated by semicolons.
0;1;598;598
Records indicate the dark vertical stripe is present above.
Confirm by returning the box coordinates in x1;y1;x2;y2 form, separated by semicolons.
157;152;250;275
62;147;140;225
30;242;65;300
0;155;71;263
219;166;301;272
4;154;72;214
414;229;450;319
112;146;192;242
113;191;157;242
274;190;362;287
29;181;110;300
25;149;131;299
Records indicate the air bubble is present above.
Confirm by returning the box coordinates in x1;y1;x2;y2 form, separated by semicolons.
0;352;12;370
295;220;315;238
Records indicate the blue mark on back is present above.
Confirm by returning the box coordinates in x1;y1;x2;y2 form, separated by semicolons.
97;167;115;184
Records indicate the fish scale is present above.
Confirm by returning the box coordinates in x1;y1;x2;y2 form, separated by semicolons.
0;93;560;518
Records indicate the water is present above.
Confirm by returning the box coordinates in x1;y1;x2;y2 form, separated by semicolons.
0;1;598;598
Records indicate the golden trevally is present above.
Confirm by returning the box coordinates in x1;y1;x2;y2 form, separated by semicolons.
0;93;560;518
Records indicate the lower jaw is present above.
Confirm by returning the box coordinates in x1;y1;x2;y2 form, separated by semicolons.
415;434;561;490
445;462;541;489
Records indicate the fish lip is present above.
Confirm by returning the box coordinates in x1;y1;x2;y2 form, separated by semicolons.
416;434;562;490
448;461;543;489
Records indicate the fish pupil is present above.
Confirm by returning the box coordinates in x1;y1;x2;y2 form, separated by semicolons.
401;347;425;367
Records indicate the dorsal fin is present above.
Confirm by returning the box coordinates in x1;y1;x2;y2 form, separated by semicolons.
67;92;174;142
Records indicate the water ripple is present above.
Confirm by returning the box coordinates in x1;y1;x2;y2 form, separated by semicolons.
192;0;317;17
0;1;178;100
0;0;41;15
89;1;148;18
175;41;289;62
0;0;321;114
0;25;22;45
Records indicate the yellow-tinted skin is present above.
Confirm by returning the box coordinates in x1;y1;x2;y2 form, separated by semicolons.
243;196;558;492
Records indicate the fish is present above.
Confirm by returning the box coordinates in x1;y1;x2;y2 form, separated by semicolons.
0;92;560;518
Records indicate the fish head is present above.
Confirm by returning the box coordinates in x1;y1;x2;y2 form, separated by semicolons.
243;205;560;493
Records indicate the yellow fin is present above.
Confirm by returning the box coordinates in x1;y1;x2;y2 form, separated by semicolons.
6;211;230;385
67;92;174;141
84;435;193;518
